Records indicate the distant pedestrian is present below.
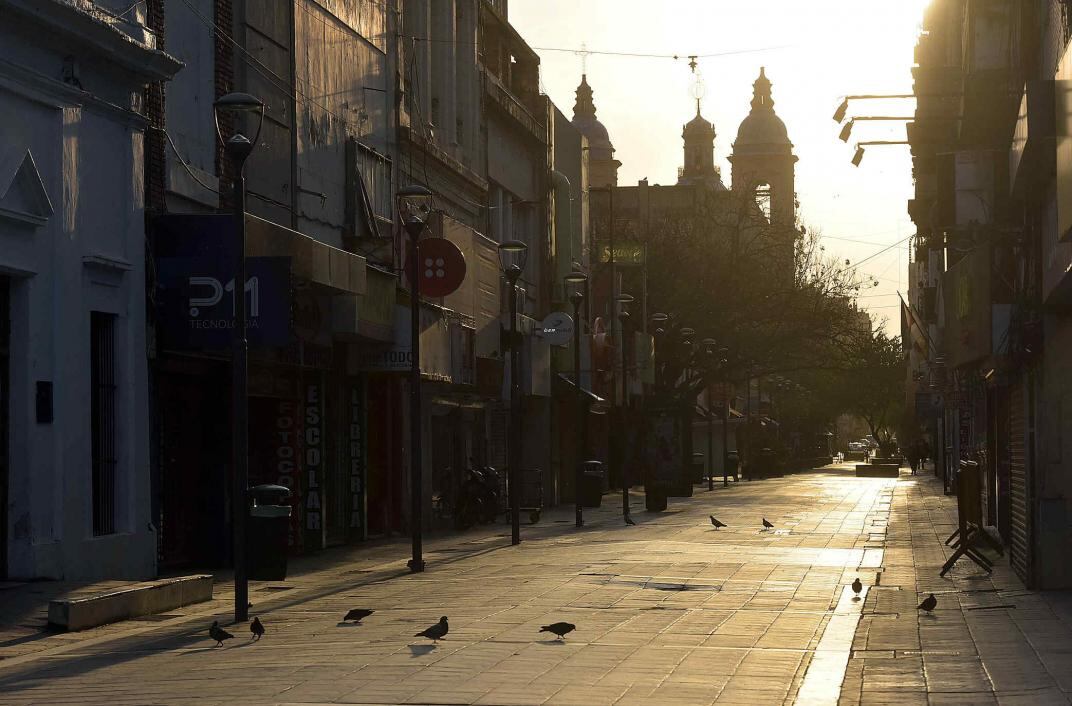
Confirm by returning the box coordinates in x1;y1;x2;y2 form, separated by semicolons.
909;446;920;475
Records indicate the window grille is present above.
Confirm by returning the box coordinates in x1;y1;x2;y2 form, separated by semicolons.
91;312;117;536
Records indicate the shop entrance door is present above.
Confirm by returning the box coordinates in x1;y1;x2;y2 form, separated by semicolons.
0;277;9;579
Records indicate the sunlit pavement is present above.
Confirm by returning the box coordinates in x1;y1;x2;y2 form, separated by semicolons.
1;466;1069;705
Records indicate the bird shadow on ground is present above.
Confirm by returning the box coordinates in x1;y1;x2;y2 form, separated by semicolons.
232;640;259;649
537;639;567;645
178;646;225;655
852;596;861;602
336;622;363;628
921;613;939;620
408;644;437;657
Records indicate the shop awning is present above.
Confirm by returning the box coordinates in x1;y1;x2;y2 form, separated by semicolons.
556;373;609;414
246;214;366;295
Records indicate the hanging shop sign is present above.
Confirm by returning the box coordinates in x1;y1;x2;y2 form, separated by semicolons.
409;237;466;297
598;241;644;265
539;312;574;347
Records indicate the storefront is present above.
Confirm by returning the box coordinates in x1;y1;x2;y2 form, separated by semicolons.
152;214;368;569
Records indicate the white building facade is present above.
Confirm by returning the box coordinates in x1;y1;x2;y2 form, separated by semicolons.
0;0;180;579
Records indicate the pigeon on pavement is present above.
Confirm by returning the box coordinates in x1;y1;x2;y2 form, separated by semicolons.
851;578;863;596
209;621;234;647
250;617;264;641
539;622;576;639
918;593;937;613
415;616;449;643
710;516;726;529
762;518;774;530
344;608;374;623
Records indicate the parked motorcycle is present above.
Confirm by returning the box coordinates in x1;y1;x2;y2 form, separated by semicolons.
453;463;501;530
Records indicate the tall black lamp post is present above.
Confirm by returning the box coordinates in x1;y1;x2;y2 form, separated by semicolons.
720;348;731;486
499;240;529;546
616;293;634;519
397;184;434;573
214;92;264;625
702;338;718;491
564;271;588;527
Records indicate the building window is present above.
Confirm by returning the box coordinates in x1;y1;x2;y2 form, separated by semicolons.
91;312;117;536
355;142;393;222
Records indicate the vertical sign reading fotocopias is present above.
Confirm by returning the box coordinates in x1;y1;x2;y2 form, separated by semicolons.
271;398;302;550
304;382;323;550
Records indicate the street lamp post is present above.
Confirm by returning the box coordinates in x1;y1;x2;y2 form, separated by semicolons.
702;339;718;492
565;272;588;528
214;92;264;625
397;185;434;573
499;241;529;546
720;348;730;487
617;293;634;520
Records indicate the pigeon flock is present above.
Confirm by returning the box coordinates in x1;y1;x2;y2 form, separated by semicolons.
207;513;920;650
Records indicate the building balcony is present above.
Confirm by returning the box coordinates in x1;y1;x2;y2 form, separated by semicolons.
483;69;546;144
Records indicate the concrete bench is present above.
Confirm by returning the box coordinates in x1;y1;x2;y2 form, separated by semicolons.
48;574;213;631
856;464;900;478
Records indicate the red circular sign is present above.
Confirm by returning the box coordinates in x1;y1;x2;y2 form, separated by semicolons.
412;238;466;297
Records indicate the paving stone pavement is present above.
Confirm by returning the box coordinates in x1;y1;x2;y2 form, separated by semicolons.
0;465;1069;705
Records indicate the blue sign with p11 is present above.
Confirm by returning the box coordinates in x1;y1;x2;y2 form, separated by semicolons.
153;215;292;349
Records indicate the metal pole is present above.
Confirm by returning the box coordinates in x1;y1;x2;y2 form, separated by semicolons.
508;277;521;545
408;223;425;572
707;404;714;491
607;189;618;493
573;297;584;528
231;159;249;624
621;315;629;518
722;395;730;486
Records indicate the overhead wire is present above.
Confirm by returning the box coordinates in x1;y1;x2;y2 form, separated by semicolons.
401;34;791;60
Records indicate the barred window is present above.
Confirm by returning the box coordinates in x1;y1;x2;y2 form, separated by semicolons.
91;312;117;536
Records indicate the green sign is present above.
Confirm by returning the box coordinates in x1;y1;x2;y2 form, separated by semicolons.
598;242;644;265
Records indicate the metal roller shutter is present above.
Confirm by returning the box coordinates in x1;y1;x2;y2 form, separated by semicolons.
1009;379;1030;585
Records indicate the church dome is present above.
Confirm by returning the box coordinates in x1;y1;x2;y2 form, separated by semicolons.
571;75;615;157
733;68;793;156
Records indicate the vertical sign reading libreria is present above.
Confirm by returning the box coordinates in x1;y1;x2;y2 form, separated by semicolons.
304;381;323;550
348;381;366;540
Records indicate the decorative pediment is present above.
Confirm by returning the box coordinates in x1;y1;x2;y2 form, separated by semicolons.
0;149;54;227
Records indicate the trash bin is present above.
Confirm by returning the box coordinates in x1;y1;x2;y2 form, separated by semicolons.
692;452;706;483
645;483;668;512
247;484;292;581
581;461;604;508
726;451;739;480
758;447;774;479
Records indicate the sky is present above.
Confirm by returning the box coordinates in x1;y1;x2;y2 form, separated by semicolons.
510;0;931;333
